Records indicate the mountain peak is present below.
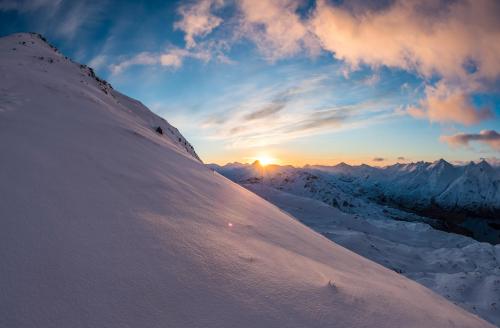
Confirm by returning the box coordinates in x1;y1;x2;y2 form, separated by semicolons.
477;159;492;171
335;162;352;168
5;32;61;55
429;158;452;170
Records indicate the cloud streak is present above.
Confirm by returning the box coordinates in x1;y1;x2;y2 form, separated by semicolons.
110;46;213;74
244;102;286;121
1;0;105;40
441;130;500;151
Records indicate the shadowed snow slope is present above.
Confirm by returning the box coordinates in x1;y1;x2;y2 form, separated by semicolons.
0;33;493;328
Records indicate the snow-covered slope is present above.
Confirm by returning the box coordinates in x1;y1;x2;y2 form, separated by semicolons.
0;33;493;328
244;184;500;326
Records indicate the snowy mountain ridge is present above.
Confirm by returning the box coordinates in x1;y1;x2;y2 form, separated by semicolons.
1;32;200;162
210;158;500;220
1;32;494;327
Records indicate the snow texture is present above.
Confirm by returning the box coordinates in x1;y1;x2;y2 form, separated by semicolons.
211;162;500;326
0;33;494;328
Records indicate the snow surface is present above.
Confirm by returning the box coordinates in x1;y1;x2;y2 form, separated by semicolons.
0;33;494;327
244;184;500;326
211;162;500;325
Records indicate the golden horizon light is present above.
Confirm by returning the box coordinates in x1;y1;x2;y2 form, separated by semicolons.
254;154;278;166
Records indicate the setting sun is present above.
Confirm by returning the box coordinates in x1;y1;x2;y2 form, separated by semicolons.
255;155;277;166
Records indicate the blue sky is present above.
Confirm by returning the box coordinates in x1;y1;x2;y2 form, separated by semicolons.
1;0;499;165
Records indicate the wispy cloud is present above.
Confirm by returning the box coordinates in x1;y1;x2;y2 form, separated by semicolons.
110;52;158;75
282;107;346;134
199;79;397;148
1;0;106;40
0;0;62;12
109;46;214;75
244;102;286;121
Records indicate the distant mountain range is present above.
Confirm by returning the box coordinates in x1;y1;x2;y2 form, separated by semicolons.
310;159;500;217
209;159;500;239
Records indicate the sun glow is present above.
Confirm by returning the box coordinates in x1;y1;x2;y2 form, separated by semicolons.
255;155;277;166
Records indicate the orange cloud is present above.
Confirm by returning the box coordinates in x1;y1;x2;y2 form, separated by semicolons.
310;0;500;81
237;0;319;60
407;83;493;125
174;0;224;48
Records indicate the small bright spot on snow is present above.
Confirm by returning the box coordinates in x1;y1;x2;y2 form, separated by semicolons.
228;222;233;227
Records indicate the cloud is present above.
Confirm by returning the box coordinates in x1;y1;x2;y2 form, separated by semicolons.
160;53;183;68
1;0;104;40
106;0;229;74
440;130;500;151
310;0;500;81
110;46;213;74
0;0;62;12
160;47;211;68
309;0;500;125
87;54;108;70
56;1;95;39
110;52;158;75
199;76;352;147
244;102;286;121
284;109;345;134
236;0;320;60
373;157;385;162
241;85;310;121
191;65;402;149
397;156;406;161
174;0;224;48
172;0;500;126
361;73;380;86
407;82;494;125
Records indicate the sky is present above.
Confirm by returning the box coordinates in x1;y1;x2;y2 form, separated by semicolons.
1;0;499;166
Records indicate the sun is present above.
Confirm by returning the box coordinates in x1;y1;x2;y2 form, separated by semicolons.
255;154;277;166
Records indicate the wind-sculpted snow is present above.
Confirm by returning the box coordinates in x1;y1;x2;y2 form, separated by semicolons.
0;33;494;328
